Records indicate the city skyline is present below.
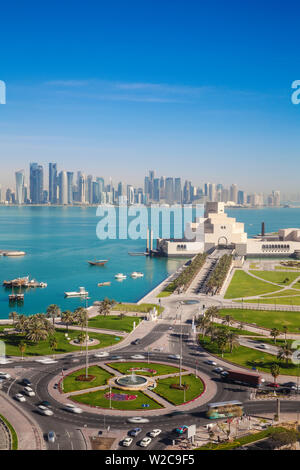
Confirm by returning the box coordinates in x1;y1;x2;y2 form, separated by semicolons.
1;164;283;207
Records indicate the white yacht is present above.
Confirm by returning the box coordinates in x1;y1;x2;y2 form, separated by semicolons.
64;287;88;297
114;273;127;279
130;272;144;278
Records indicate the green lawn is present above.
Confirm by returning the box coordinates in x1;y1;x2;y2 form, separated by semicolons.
211;323;262;336
157;291;172;298
260;289;300;298
242;296;300;306
107;362;181;376
199;336;299;376
62;365;113;393
224;270;280;299
88;315;138;332
250;270;300;285
72;387;163;410
0;328;119;356
154;374;204;405
219;308;300;332
112;303;164;314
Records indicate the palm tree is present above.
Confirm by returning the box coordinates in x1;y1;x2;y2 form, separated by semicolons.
270;363;281;385
46;304;61;326
15;314;28;333
61;310;74;332
197;315;211;338
18;340;26;360
282;326;288;345
26;323;49;343
9;311;18;325
98;298;115;316
277;344;293;365
205;306;220;320
227;331;239;353
270;328;280;345
222;315;234;328
74;307;88;331
49;335;58;358
77;332;86;354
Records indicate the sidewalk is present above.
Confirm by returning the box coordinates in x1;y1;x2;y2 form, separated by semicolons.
0;391;45;450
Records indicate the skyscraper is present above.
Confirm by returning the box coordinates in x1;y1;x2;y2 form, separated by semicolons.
49;163;58;204
174;178;182;203
30;163;44;204
58;171;68;205
67;172;74;204
165;177;174;204
15;169;25;204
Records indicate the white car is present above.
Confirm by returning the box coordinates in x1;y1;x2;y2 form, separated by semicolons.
204;360;217;366
94;352;109;358
14;393;26;402
131;355;145;360
139;437;152;447
38;405;53;416
168;354;181;360
47;431;56;443
0;372;11;379
23;386;36;397
212;367;224;374
122;437;133;447
149;429;162;438
127;417;150;424
257;344;270;350
64;403;83;414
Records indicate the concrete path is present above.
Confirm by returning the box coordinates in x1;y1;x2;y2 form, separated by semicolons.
0;391;45;450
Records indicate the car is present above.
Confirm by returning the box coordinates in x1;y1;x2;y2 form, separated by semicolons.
149;429;162;438
53;383;59;389
22;379;32;386
204;360;217;366
14;393;26;402
64;403;83;414
220;371;229;377
139;437;152;447
129;428;142;437
175;425;188;434
122;437;133;447
128;417;150;424
131;355;145;360
267;382;280;388
94;352;109;358
110;355;121;360
168;326;173;330
47;431;56;443
132;339;141;345
257;344;270;350
168;354;181;360
212;367;224;374
39;401;51;408
23;386;36;397
37;405;54;416
0;372;11;379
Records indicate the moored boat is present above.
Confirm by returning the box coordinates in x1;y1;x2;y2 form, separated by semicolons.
64;287;88;297
98;281;111;286
88;259;108;266
114;273;127;279
130;272;144;278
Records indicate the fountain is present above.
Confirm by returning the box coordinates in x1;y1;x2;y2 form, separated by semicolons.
116;370;148;389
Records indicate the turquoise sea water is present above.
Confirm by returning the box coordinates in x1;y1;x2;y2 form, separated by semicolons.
0;206;186;319
0;206;300;319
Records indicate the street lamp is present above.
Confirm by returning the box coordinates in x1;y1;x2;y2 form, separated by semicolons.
84;296;90;379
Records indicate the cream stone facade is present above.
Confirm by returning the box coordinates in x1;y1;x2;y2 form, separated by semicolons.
156;202;300;258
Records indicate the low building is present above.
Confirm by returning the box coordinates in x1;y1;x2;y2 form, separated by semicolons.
156;202;300;258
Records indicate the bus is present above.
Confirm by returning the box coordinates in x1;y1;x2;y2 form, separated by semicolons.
206;400;243;419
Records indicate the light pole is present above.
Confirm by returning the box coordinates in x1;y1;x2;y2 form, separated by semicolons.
109;385;112;409
85;296;90;379
179;307;183;387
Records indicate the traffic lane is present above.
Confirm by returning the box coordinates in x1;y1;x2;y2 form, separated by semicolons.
239;338;278;355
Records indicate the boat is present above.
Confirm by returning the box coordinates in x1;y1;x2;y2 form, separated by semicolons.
98;281;111;287
114;273;127;279
2;251;26;257
9;293;24;302
64;287;88;297
130;272;144;278
128;252;150;256
88;259;108;266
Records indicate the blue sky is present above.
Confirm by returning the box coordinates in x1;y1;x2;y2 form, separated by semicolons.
1;0;300;194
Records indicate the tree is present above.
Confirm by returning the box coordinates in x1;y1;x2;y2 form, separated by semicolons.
227;331;239;353
18;340;26;360
222;315;234;328
74;307;88;331
98;298;115;316
77;332;86;354
46;304;61;326
197;315;211;338
9;311;18;325
270;328;280;345
61;310;74;332
49;335;58;358
282;325;288;345
277;344;293;365
270;363;281;384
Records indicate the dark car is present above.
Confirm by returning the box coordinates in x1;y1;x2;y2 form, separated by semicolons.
129;428;142;437
22;379;32;386
132;339;141;345
39;400;51;408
